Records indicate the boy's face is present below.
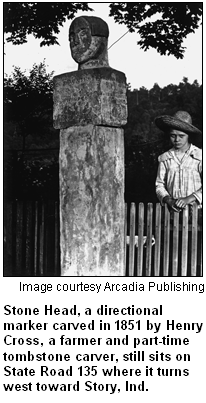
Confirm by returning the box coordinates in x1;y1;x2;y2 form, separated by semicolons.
169;129;189;150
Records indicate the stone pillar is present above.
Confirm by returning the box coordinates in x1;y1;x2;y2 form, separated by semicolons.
53;17;127;276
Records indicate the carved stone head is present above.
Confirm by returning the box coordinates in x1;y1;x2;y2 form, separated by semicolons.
69;16;109;70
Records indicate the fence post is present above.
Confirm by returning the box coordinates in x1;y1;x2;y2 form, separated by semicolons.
199;210;202;275
137;203;144;276
54;201;60;275
163;205;170;276
154;203;161;276
25;201;33;275
191;204;198;276
172;212;179;276
128;203;136;276
16;200;24;274
39;202;45;276
124;203;128;275
145;203;153;276
34;201;39;276
181;206;189;275
4;201;13;275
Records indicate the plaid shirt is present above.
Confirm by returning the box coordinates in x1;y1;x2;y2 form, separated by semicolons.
156;144;202;204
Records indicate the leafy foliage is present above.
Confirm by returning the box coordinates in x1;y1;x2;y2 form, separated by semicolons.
4;61;60;200
4;60;57;150
4;3;202;58
109;3;202;58
4;150;59;200
4;2;92;46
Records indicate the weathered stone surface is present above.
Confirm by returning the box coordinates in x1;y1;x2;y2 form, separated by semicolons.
53;68;127;129
59;124;125;276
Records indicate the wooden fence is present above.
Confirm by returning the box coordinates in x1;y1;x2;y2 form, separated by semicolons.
4;201;202;276
4;200;60;277
124;203;202;277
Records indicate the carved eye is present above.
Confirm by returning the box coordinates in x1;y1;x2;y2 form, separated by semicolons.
79;29;89;38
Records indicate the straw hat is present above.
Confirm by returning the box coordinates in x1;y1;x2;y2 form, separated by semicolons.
155;111;202;135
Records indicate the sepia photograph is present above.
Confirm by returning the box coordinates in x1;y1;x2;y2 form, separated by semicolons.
3;2;203;277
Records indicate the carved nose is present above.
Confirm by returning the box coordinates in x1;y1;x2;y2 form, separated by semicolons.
74;34;80;45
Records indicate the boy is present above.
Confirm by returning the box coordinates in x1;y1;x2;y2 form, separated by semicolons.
155;111;202;212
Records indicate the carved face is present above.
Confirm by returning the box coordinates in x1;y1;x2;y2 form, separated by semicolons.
69;18;104;64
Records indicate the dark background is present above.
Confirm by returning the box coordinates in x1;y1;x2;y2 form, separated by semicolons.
4;65;202;205
3;64;202;276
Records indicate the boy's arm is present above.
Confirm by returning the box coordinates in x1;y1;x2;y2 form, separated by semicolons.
155;161;170;203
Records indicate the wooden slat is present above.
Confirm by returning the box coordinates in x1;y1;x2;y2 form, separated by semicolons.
21;201;27;272
25;201;33;275
199;207;203;275
198;209;202;276
44;201;48;273
191;204;198;276
46;200;54;275
172;212;179;276
154;203;161;276
145;203;153;276
11;200;17;273
54;201;59;275
124;203;128;276
137;203;144;276
16;201;23;274
4;201;13;275
34;201;39;276
181;206;189;275
163;205;170;276
39;202;45;276
199;233;202;276
128;203;136;276
4;202;12;251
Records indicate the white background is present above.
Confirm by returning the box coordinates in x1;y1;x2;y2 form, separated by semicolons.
4;2;202;89
2;2;205;401
1;277;205;402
